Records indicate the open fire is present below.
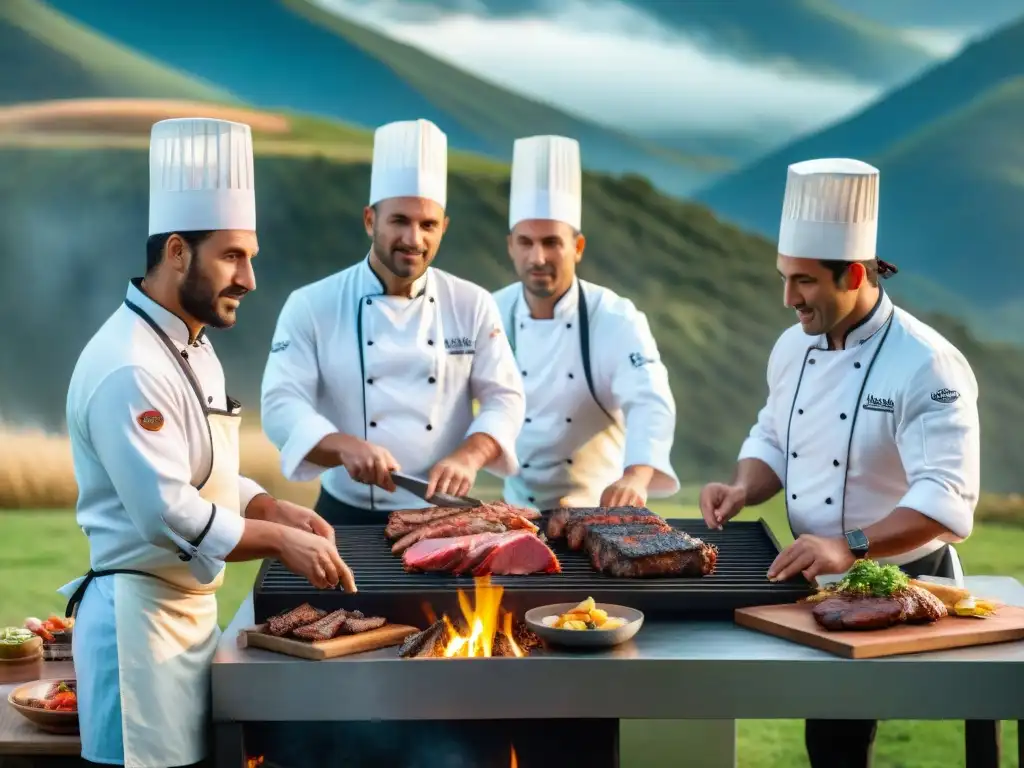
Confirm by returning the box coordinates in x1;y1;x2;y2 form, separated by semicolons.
398;575;541;659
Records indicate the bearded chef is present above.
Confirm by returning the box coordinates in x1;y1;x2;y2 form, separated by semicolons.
492;135;679;510
60;117;353;768
260;118;525;524
699;158;980;768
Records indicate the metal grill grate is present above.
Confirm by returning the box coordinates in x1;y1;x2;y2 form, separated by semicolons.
251;519;813;626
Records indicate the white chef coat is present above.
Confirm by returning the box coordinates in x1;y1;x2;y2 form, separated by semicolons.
492;278;679;510
64;278;264;586
260;256;525;510
738;288;980;567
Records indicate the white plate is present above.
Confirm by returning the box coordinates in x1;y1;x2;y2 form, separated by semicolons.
524;603;644;648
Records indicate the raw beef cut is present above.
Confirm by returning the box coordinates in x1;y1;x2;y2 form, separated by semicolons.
403;531;561;576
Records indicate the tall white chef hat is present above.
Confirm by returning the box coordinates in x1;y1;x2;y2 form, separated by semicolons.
148;117;256;236
778;158;879;262
508;135;582;231
369;119;448;209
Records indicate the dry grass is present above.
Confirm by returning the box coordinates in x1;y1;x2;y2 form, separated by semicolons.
0;98;291;135
0;426;320;510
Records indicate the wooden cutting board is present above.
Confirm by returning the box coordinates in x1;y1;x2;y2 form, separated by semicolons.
238;623;420;660
734;602;1024;659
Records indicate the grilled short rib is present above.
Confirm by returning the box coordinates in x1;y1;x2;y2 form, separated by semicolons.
546;506;660;540
265;603;327;637
590;528;718;577
811;584;947;631
385;502;541;540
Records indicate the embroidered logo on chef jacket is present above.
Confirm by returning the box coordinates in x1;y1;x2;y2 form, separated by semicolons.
862;394;895;413
629;352;654;368
445;336;475;355
137;409;165;431
931;388;960;404
270;340;290;353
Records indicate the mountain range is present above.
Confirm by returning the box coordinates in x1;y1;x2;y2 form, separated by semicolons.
696;14;1024;344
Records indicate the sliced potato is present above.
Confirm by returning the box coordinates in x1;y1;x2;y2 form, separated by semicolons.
589;609;608;625
541;615;559;627
571;597;596;614
600;617;627;630
562;620;588;630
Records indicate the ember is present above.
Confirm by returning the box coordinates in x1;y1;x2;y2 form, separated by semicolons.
398;576;540;658
246;756;264;768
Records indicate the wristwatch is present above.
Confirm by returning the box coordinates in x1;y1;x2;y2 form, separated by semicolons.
844;528;870;558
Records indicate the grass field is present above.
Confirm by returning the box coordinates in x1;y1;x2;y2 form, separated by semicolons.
1;488;1021;767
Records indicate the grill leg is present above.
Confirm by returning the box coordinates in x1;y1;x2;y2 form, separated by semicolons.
212;721;245;768
964;720;1000;768
620;719;736;768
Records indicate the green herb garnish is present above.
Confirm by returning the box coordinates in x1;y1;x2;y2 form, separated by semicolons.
835;559;909;597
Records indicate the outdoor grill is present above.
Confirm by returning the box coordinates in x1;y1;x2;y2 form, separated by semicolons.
251;518;813;626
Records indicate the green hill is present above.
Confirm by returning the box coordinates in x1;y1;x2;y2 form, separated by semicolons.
696;16;1024;344
0;0;236;105
29;0;714;196
2;138;1023;494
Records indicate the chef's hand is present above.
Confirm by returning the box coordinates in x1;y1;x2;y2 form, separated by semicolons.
699;482;746;529
426;456;477;499
273;499;335;546
600;475;648;508
335;434;399;492
768;534;855;584
278;526;357;592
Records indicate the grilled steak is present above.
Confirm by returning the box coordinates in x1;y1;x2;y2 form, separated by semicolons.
292;609;352;641
340;615;386;634
566;515;670;550
811;585;948;631
386;502;540;540
547;506;657;540
590;528;717;577
403;531;561;576
265;603;327;637
398;619;448;658
391;509;538;554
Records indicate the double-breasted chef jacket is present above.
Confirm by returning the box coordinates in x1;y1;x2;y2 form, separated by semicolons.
492;277;680;510
260;256;526;511
60;278;265;767
738;287;980;567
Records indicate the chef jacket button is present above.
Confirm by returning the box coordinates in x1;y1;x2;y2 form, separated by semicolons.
523;463;530;469
367;340;374;346
522;370;528;376
833;459;840;467
854;362;862;369
370;421;377;427
429;297;435;303
565;417;572;423
525;417;532;423
528;496;535;503
840;413;847;420
428;340;434;346
808;358;816;364
791;493;797;500
568;373;574;379
798;409;804;415
426;424;433;431
367;378;373;385
566;323;572;329
208;396;213;403
825;497;833;504
181;350;188;359
366;299;372;306
791;451;797;458
566;458;573;465
428;376;436;383
519;323;524;329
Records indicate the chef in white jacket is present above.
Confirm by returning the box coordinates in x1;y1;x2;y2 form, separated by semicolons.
260;119;525;524
61;117;353;768
699;158;980;768
492;135;679;510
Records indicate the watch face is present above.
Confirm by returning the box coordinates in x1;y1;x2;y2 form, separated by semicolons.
847;529;869;552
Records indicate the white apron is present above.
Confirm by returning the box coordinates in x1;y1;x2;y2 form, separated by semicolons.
63;409;240;768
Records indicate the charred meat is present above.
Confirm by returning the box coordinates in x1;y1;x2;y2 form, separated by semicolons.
265;603;327;637
590;528;718;577
566;515;670;550
292;609;352;641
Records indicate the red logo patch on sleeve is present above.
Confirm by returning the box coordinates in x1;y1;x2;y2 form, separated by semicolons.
137;410;164;432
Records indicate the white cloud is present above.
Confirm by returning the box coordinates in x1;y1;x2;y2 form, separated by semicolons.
313;0;882;137
898;27;973;57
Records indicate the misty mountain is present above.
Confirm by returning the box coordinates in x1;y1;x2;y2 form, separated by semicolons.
34;0;713;196
695;15;1024;344
828;0;1023;32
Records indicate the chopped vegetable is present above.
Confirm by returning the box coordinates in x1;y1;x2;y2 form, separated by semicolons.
0;627;35;644
834;559;909;597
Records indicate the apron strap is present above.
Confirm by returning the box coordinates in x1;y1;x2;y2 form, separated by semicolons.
64;568;159;618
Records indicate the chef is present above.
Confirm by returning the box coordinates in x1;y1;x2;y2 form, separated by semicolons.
492;134;680;510
60;117;353;768
698;158;980;768
260;118;525;524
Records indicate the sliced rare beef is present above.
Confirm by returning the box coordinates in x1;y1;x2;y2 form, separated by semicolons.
402;531;561;576
292;609;352;641
341;616;386;634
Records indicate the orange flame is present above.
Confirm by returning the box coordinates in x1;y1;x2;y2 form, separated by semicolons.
246;757;264;768
510;744;518;767
440;575;523;657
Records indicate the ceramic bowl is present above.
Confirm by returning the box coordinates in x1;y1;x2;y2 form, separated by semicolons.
7;679;78;734
524;603;644;648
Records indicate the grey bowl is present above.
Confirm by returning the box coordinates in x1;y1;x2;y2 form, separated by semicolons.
524;603;644;649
